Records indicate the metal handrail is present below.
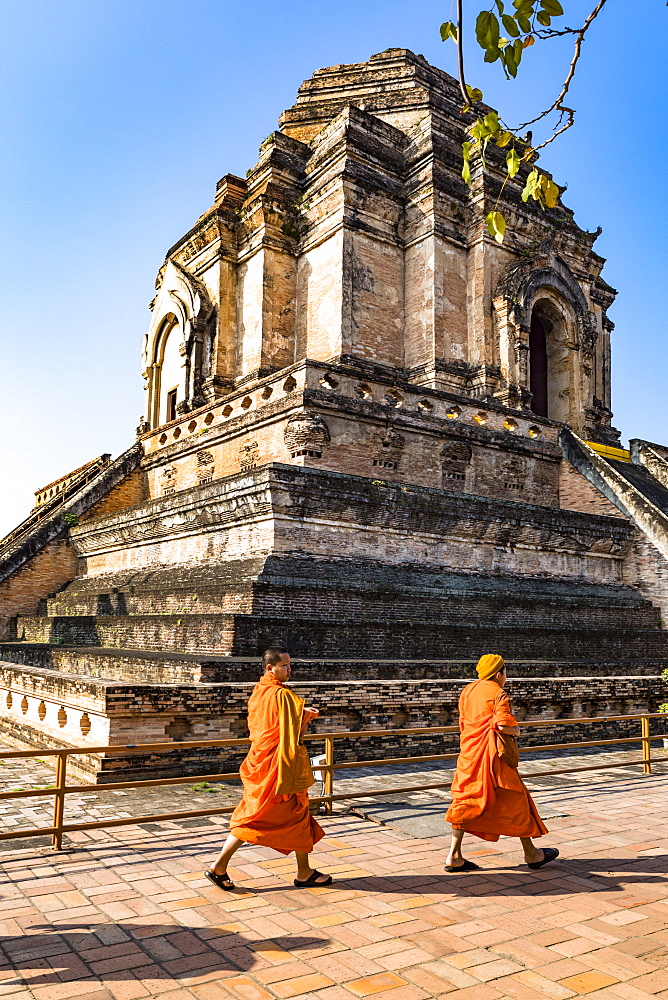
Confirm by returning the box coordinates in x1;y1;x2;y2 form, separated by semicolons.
0;712;665;850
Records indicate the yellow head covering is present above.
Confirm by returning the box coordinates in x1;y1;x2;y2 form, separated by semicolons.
476;653;505;680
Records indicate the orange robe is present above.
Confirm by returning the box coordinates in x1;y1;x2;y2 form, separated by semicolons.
229;673;324;855
445;679;548;842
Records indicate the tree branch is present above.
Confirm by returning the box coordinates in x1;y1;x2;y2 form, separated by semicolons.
513;0;609;134
456;0;473;109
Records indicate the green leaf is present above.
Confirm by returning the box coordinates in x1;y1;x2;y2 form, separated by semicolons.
483;111;500;133
484;46;502;63
440;20;458;41
486;211;507;243
461;141;473;178
506;147;521;177
501;14;521;37
522;168;539;202
496;130;513;147
517;13;532;31
489;11;500;45
495;0;505;11
541;0;563;14
476;10;493;46
466;85;484;102
536;10;552;25
504;47;518;76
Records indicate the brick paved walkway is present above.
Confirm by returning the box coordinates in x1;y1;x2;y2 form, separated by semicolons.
2;771;668;1000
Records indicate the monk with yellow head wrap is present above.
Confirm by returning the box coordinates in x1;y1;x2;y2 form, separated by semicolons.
444;654;559;872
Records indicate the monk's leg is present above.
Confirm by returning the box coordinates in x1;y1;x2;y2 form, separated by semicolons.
210;834;244;878
295;850;331;884
520;837;545;864
445;829;466;867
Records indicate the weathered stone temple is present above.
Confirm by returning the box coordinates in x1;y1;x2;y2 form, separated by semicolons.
2;49;668;779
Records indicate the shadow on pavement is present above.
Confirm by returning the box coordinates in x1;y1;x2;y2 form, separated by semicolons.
0;925;328;989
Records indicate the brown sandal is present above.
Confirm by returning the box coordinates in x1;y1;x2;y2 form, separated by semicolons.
293;869;332;887
445;859;481;872
527;847;560;870
206;869;235;890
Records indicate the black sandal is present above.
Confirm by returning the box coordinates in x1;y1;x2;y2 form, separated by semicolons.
293;869;333;887
444;859;481;872
206;869;236;890
527;847;560;870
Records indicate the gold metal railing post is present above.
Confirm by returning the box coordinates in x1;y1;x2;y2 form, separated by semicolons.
52;752;67;850
324;736;334;815
641;716;652;775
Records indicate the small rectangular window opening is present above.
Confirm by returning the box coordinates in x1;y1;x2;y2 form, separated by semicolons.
166;388;178;423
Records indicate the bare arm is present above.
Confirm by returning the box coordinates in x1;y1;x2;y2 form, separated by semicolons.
300;707;319;733
497;724;520;737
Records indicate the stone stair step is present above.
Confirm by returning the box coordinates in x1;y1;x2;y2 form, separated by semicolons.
1;642;667;684
11;612;668;658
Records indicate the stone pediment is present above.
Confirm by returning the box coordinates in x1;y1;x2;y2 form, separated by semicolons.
151;259;213;332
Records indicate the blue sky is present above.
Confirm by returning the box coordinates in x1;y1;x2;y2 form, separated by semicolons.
1;0;666;534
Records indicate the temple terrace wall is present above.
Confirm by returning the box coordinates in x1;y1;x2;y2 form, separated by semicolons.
1;657;665;782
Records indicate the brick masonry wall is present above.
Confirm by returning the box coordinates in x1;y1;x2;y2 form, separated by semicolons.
0;537;77;639
1;646;667;685
71;464;636;586
14;614;238;655
559;459;624;517
10;614;668;659
79;468;148;521
624;531;668;627
140;364;563;511
0;444;144;639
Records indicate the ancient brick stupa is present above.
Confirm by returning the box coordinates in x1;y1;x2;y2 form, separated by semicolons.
3;49;668;779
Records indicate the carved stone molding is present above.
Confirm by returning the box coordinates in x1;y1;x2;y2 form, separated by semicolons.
440;440;472;483
372;424;405;471
239;441;260;472
197;451;215;483
496;247;593;354
284;413;330;458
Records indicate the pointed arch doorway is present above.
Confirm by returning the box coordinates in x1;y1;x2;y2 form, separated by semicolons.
528;297;573;424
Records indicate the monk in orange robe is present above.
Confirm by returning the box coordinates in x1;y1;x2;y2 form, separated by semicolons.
206;648;331;890
445;654;559;872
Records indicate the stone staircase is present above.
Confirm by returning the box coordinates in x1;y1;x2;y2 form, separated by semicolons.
7;561;668;659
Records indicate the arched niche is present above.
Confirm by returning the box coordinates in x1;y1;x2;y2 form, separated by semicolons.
528;294;575;424
142;259;215;429
152;315;185;427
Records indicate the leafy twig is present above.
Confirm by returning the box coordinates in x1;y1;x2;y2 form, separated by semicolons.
440;0;609;242
513;0;610;149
